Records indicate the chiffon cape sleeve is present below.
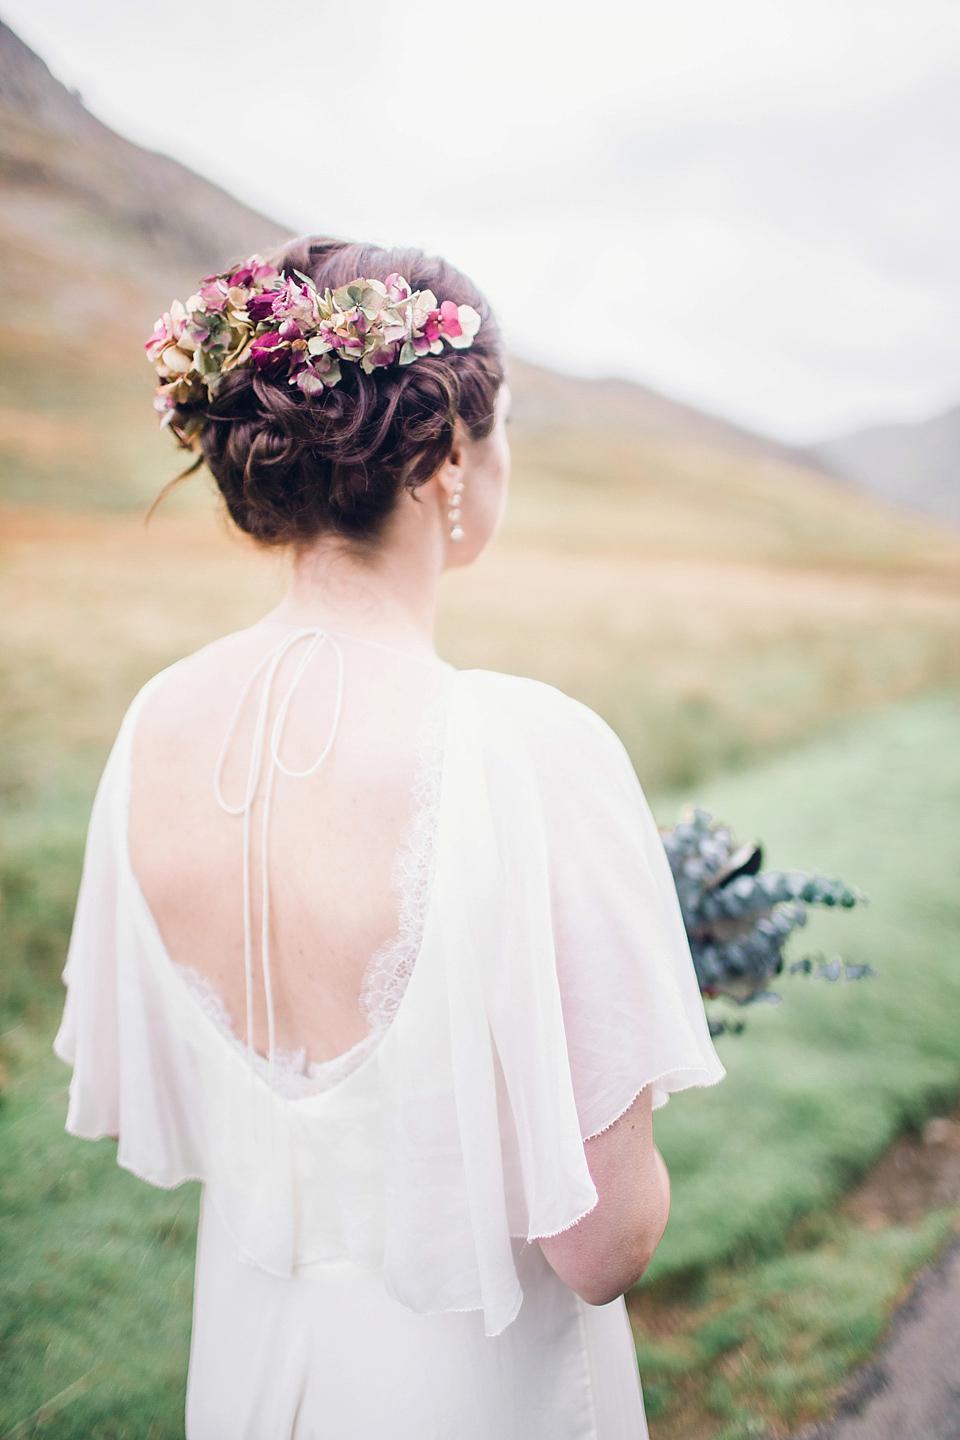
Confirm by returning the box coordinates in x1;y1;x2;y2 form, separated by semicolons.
496;673;727;1133
54;666;722;1338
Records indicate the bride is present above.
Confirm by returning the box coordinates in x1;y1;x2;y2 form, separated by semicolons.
55;237;723;1439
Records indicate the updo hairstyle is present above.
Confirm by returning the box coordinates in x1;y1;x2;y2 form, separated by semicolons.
166;237;504;546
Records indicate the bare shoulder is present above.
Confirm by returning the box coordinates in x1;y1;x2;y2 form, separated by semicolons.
133;627;272;752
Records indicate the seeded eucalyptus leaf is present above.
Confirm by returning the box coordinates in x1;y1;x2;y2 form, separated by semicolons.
660;807;868;1029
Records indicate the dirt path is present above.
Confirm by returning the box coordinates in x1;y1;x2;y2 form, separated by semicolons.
799;1115;960;1440
802;1232;960;1439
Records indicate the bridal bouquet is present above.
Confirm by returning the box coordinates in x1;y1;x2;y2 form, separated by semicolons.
661;807;870;1036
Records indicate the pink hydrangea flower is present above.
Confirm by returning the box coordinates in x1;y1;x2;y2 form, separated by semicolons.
444;304;482;349
145;255;483;421
384;273;411;303
228;258;280;290
144;302;187;364
196;277;229;312
144;318;172;365
438;300;463;338
271;277;318;330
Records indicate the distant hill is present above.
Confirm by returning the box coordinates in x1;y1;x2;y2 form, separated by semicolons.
0;11;954;576
507;357;816;470
0;17;296;507
813;404;960;527
0;18;290;330
0;17;835;507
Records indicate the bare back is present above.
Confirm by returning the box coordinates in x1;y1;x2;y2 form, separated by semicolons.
129;623;449;1067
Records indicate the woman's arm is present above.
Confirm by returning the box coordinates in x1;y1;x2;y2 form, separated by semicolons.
538;1087;670;1306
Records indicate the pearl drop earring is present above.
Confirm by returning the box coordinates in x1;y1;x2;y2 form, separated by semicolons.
449;481;465;542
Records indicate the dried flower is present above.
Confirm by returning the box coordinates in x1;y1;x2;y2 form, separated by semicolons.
145;254;482;425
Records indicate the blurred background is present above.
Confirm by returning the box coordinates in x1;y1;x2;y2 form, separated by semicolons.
0;4;958;1438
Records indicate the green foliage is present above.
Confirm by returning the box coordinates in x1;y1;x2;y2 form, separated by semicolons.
0;764;200;1435
661;805;866;1012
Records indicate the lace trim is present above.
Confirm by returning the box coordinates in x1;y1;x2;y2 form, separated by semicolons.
358;685;446;1032
174;680;447;1099
174;965;380;1099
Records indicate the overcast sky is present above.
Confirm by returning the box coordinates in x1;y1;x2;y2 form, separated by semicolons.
4;0;960;441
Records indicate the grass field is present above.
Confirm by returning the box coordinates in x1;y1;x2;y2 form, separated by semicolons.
635;689;960;1437
3;452;960;797
6;45;958;1434
632;1201;957;1440
1;454;959;1436
3;684;958;1438
651;688;960;1281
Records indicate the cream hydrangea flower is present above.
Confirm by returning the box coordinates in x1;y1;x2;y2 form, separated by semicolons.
146;256;483;424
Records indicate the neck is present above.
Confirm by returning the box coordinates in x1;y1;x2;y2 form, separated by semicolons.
263;487;445;657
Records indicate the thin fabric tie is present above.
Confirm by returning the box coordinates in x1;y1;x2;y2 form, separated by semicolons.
213;629;345;1089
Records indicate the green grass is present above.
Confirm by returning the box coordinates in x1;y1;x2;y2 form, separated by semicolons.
633;1207;956;1439
649;686;960;1282
0;770;199;1437
1;689;958;1435
0;1037;197;1440
630;687;960;1435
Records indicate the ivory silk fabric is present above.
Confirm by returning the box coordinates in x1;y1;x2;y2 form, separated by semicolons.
55;666;724;1439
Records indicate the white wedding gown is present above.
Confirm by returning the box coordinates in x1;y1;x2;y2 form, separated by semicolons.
55;633;723;1439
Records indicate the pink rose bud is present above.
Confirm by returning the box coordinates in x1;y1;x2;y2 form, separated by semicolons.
250;332;289;377
247;292;278;323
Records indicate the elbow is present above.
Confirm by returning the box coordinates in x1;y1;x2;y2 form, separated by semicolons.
540;1216;665;1307
565;1237;659;1307
540;1113;672;1305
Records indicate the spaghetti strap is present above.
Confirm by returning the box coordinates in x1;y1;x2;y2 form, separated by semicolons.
212;628;345;1086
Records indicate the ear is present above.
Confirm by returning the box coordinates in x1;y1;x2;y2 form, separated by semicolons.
433;417;469;501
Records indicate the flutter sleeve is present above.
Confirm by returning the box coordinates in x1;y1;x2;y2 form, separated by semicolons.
516;679;725;1137
53;666;208;1193
53;729;127;1139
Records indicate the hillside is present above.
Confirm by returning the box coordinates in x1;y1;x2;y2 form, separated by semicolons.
815;402;960;527
1;16;959;798
0;19;290;324
0;18;292;509
506;356;817;469
0;16;882;522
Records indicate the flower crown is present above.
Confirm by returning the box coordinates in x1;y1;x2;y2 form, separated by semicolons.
145;254;483;431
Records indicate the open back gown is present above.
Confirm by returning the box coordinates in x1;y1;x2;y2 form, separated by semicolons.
55;633;723;1439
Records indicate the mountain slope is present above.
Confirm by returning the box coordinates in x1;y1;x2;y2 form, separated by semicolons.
0;19;290;326
814;404;960;527
0;18;294;507
0;12;955;578
507;356;817;470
